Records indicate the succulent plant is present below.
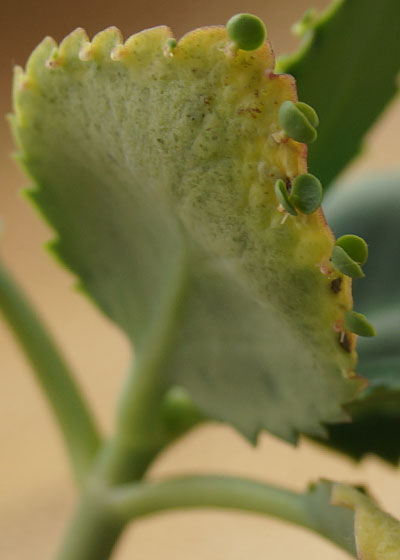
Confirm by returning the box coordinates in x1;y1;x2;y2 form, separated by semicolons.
2;3;400;559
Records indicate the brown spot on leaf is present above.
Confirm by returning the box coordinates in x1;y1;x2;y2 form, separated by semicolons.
237;107;262;118
331;277;342;294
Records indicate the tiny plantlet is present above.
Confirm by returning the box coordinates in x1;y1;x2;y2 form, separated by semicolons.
274;178;298;215
164;37;178;57
344;310;376;338
165;37;178;49
2;3;400;559
279;100;319;143
336;234;369;265
226;13;267;51
290;173;323;214
331;245;365;278
274;173;323;216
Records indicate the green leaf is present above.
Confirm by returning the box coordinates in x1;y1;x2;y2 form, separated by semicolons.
11;24;363;444
278;0;400;188
323;173;400;462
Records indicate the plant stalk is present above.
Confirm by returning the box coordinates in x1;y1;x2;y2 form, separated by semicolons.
110;475;357;557
56;250;191;558
112;474;309;524
55;488;125;560
0;259;101;486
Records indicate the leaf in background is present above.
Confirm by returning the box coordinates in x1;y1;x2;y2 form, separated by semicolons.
11;24;363;444
278;0;400;188
323;173;400;462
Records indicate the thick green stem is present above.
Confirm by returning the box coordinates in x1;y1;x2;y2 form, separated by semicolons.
111;475;308;523
115;252;189;453
109;475;357;557
0;259;101;486
55;441;160;560
98;251;191;486
56;251;194;559
56;487;125;560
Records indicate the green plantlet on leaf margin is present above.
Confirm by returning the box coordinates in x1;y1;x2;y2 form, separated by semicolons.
331;234;368;280
335;234;368;265
295;102;319;129
344;310;376;338
165;38;177;49
274;179;297;215
331;246;365;279
163;38;178;57
290;173;323;214
226;13;266;51
279;100;319;144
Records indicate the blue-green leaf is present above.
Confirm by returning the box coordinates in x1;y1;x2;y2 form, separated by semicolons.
323;173;400;462
278;0;400;188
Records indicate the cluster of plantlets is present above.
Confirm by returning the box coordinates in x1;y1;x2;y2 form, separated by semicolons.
2;2;400;559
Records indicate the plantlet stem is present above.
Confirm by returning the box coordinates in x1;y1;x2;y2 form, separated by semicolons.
0;259;101;486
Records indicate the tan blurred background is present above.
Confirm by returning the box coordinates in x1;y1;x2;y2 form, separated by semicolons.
1;0;399;558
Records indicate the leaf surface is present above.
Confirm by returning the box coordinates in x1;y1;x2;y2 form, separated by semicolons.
323;173;400;461
11;25;363;443
278;0;400;188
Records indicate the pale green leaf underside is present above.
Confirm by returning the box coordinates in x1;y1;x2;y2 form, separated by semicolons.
278;0;400;188
323;174;400;462
12;25;362;443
